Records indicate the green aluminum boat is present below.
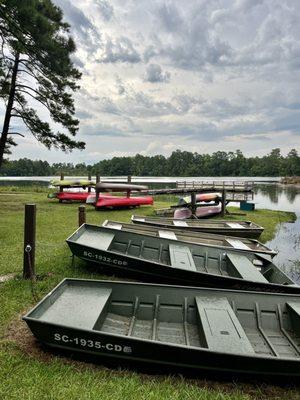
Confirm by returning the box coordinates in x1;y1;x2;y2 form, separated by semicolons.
131;215;264;239
102;220;277;258
23;278;300;378
66;224;298;293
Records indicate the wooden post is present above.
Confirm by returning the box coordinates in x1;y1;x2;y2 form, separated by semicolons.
127;175;132;183
59;171;64;194
88;172;92;193
78;205;86;226
23;204;36;280
221;189;226;217
96;174;100;183
191;191;197;218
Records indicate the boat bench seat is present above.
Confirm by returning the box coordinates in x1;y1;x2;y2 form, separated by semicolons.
75;229;115;251
41;286;112;330
169;244;197;271
286;303;300;335
195;297;255;354
226;253;269;283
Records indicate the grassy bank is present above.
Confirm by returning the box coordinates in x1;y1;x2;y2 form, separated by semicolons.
0;188;298;400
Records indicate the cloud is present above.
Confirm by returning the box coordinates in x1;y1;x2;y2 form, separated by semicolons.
95;0;114;21
54;0;101;51
98;36;141;63
157;2;183;32
144;64;170;83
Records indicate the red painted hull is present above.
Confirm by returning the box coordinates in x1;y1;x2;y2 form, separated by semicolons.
95;196;153;209
56;192;91;202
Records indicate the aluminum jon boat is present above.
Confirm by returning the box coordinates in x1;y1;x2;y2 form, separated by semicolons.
102;220;277;258
66;224;298;293
132;216;264;239
23;278;300;378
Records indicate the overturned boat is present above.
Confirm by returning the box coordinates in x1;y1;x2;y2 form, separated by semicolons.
92;183;153;209
66;224;298;293
23;278;300;378
132;215;264;239
102;220;277;258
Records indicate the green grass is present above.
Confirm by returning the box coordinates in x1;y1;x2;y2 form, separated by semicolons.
0;188;299;399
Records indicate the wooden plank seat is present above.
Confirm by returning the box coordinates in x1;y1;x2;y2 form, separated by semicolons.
169;244;197;271
195;297;255;354
226;253;269;283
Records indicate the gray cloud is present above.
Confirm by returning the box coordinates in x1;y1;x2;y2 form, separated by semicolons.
54;0;101;51
76;110;93;120
144;64;170;83
99;37;141;63
95;0;114;21
157;2;183;32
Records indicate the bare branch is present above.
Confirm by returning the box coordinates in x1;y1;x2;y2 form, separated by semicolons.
7;132;25;137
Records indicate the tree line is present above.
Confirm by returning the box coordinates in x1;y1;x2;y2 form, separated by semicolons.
1;148;299;177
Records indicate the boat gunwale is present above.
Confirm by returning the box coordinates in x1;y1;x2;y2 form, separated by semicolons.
22;278;300;363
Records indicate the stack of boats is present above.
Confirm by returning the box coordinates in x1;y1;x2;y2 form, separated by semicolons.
48;180;153;209
155;192;222;218
23;214;300;379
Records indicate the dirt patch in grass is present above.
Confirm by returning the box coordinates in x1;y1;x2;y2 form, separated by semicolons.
0;273;16;283
4;316;300;400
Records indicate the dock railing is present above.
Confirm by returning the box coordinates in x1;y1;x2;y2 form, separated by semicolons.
176;180;254;192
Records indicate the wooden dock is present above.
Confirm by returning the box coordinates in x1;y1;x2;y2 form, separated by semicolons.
141;188;253;202
176;180;253;192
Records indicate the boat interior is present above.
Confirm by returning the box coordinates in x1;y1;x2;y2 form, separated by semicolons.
68;225;294;285
27;280;300;359
132;216;260;229
102;220;274;255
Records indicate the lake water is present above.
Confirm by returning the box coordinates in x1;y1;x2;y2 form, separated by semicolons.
1;176;299;281
254;184;300;282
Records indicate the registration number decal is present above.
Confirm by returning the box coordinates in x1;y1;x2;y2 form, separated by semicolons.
83;251;128;266
54;333;132;354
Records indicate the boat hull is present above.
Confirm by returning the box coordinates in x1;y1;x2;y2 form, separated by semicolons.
23;279;300;379
174;204;222;219
55;191;91;202
102;220;277;258
95;196;153;209
66;225;298;294
132;216;264;239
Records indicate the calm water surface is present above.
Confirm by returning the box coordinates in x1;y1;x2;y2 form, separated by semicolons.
254;184;300;282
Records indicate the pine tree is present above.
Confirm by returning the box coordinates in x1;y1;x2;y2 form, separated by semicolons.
0;0;85;168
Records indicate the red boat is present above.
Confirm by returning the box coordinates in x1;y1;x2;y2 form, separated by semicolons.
94;195;153;209
53;191;91;202
92;182;153;209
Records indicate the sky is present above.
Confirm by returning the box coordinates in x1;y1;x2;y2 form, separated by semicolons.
5;0;300;163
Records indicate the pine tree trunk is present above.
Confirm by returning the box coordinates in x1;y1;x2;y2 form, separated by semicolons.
0;52;20;168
